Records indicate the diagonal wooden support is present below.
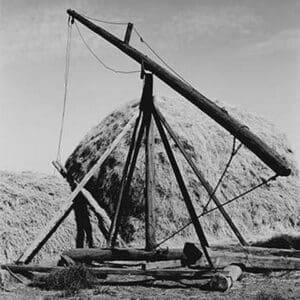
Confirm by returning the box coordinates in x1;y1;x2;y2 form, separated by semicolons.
109;112;148;248
153;106;248;246
108;112;143;247
17;114;137;264
153;110;214;268
52;161;125;246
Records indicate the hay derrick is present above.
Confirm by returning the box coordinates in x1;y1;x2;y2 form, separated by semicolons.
65;97;299;247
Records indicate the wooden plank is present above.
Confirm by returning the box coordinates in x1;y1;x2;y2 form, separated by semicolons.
1;264;211;279
52;161;125;246
17;114;137;264
62;247;186;262
153;106;247;246
66;9;291;177
153;111;214;268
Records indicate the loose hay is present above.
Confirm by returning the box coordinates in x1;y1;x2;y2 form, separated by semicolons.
65;97;300;247
0;171;76;263
32;265;95;296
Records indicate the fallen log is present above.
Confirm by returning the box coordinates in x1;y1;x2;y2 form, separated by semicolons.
62;248;186;263
1;264;210;279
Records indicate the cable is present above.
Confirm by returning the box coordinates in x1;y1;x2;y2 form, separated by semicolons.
202;136;242;212
75;22;139;74
56;18;72;162
155;175;277;248
133;27;193;87
79;12;128;26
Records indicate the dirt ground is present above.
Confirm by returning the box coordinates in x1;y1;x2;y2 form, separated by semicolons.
1;270;299;299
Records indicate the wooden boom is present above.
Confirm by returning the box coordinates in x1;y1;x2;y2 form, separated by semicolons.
66;9;290;177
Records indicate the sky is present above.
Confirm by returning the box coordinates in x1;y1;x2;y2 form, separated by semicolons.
0;0;299;174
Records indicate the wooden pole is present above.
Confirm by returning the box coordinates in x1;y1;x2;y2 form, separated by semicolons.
17;115;137;264
153;111;214;268
142;74;156;251
145;115;156;250
66;9;290;177
153;106;247;246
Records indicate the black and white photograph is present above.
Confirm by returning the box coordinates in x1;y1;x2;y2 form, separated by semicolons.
0;1;299;299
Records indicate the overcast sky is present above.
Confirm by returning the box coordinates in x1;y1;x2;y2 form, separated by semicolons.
0;0;299;173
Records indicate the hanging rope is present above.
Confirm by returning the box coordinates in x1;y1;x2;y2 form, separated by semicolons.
56;17;73;162
133;27;193;87
75;22;140;74
155;174;277;248
202;136;242;213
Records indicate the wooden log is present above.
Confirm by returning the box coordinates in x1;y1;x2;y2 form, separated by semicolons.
52;160;125;246
186;244;300;270
154;106;247;246
210;245;300;258
1;264;210;279
153;111;214;268
209;264;242;292
17;114;137;264
66;9;291;177
62;247;186;263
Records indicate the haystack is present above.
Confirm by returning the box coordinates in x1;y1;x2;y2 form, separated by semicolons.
64;96;299;247
0;171;76;263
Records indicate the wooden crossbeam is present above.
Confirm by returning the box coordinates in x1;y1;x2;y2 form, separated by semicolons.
17;114;137;264
153;106;247;246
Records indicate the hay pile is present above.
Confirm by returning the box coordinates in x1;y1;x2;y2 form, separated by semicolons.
66;97;299;247
0;171;76;263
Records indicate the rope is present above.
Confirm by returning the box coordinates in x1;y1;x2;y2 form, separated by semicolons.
75;22;140;74
202;136;242;212
155;175;277;248
133;27;193;87
79;12;129;26
56;17;72;162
